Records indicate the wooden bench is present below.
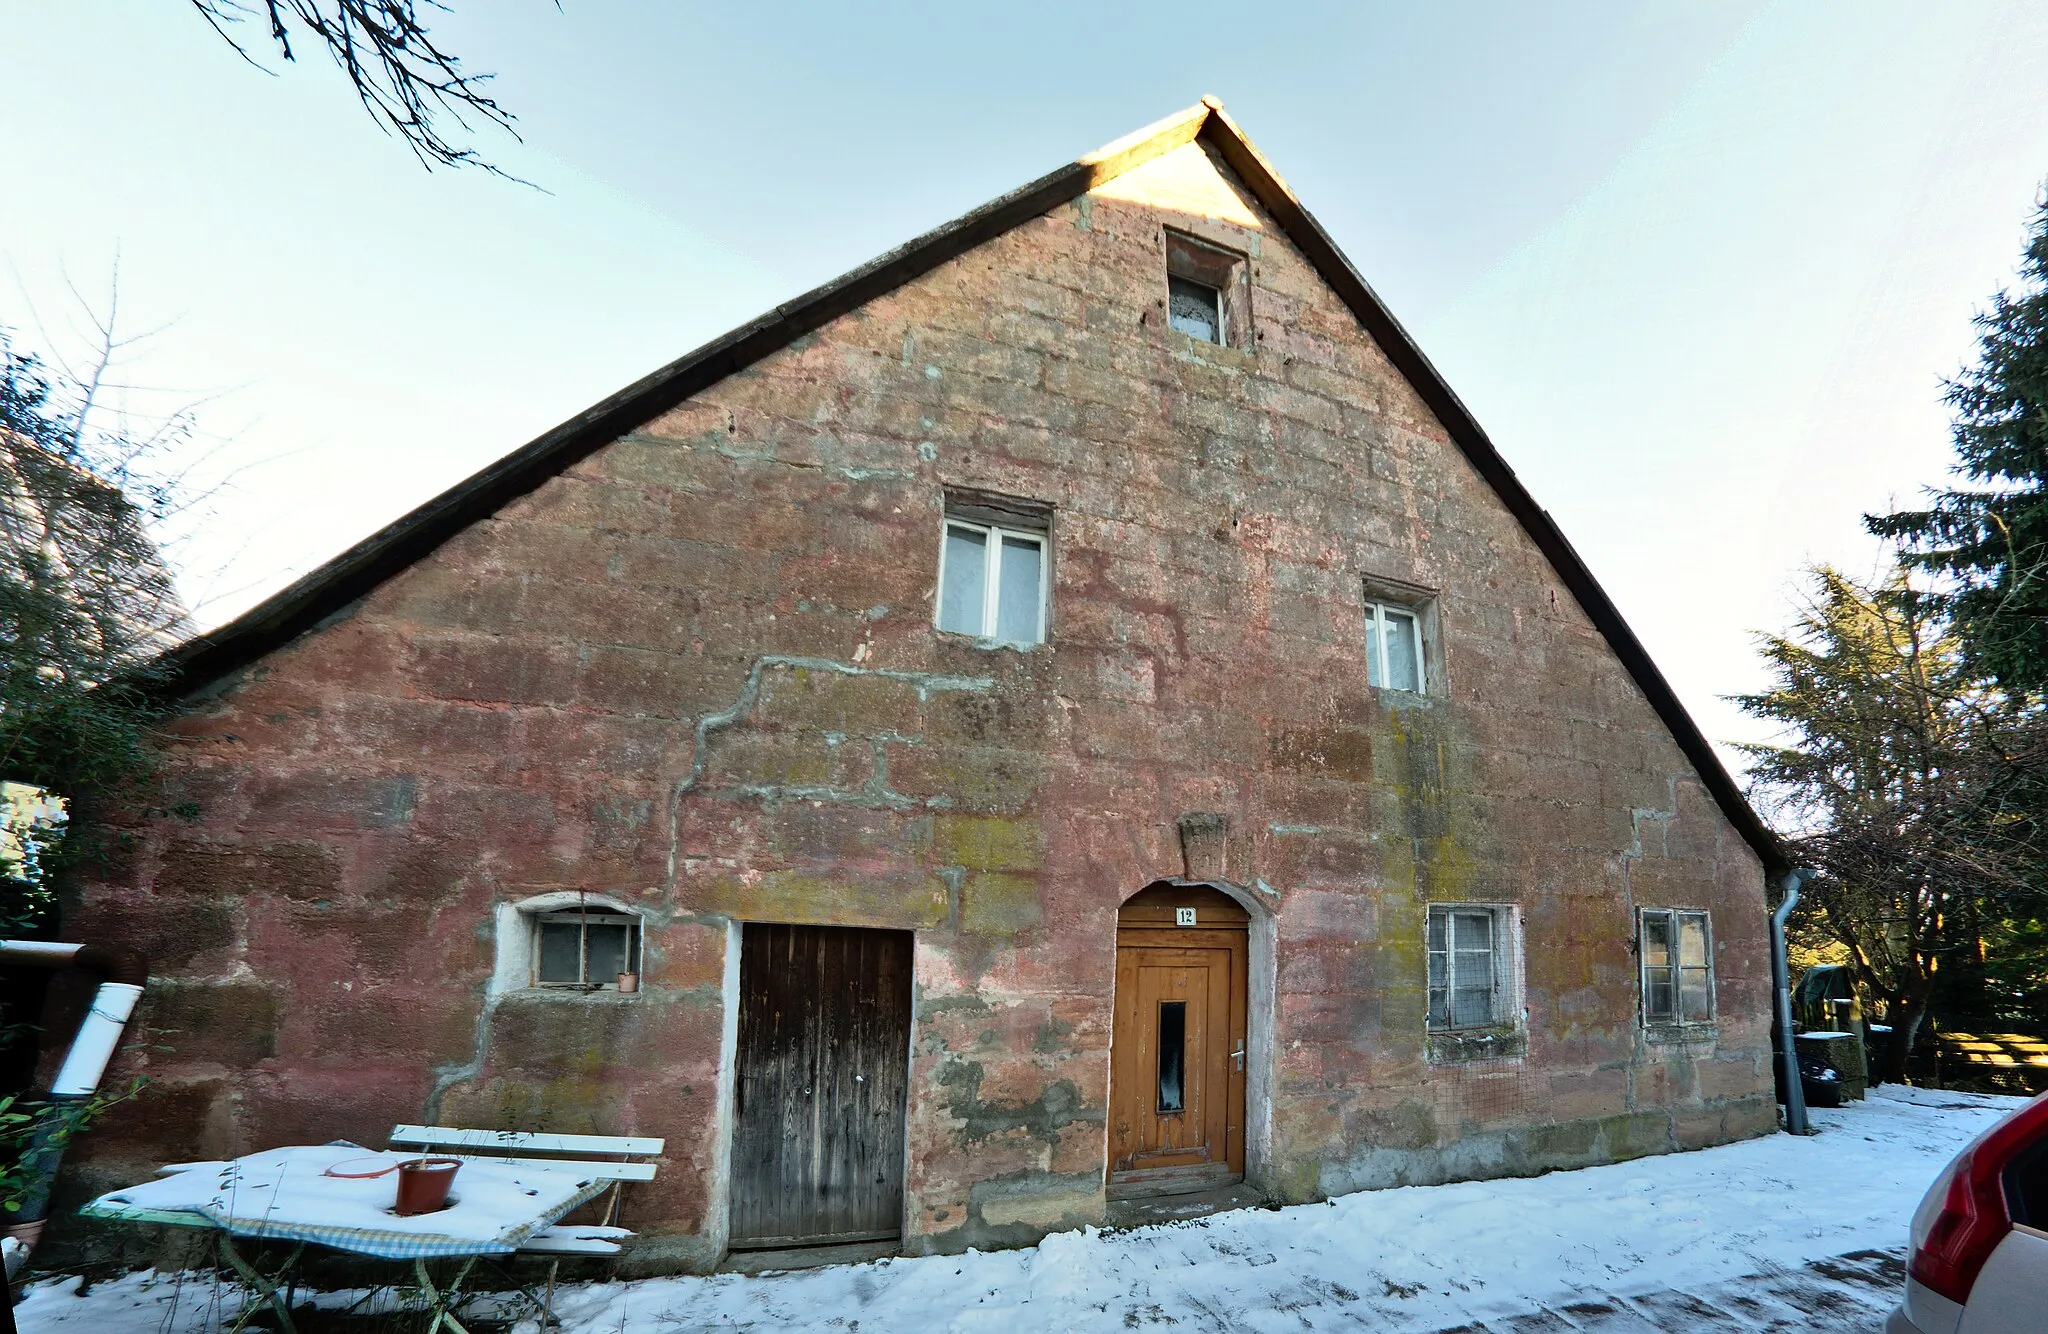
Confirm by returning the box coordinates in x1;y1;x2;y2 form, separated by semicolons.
388;1124;664;1256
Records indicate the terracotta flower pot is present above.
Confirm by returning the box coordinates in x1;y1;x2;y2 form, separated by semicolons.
616;972;640;993
393;1157;461;1216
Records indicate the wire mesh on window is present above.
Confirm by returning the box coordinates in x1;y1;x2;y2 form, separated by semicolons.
538;921;583;984
1679;912;1712;1021
536;911;639;987
1642;910;1676;1020
1168;275;1222;342
1429;908;1500;1028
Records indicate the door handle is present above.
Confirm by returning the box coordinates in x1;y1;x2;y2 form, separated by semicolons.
1232;1043;1245;1072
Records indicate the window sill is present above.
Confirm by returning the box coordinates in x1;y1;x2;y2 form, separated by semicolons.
1643;1022;1717;1045
933;628;1046;652
511;986;645;1002
1426;1027;1526;1064
1166;330;1255;364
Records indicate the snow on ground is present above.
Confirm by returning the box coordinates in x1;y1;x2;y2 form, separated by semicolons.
17;1085;2028;1333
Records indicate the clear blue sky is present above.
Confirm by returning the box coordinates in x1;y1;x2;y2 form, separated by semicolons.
4;1;2047;765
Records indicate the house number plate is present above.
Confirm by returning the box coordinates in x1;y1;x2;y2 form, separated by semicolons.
1175;907;1197;926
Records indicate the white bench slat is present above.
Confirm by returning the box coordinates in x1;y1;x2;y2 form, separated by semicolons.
391;1125;664;1156
517;1234;624;1255
436;1153;658;1182
530;1225;633;1240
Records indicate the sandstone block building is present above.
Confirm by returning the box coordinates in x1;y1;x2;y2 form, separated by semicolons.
61;101;1787;1271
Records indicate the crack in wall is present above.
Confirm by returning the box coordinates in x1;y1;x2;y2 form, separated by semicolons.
664;655;993;891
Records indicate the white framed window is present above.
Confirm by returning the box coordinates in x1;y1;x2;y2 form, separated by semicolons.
1365;600;1426;693
534;905;642;990
937;505;1048;646
1427;904;1515;1030
1641;908;1714;1025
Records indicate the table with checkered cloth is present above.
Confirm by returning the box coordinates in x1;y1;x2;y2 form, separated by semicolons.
82;1144;610;1259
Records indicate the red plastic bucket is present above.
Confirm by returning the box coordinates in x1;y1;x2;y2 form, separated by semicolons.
393;1157;462;1216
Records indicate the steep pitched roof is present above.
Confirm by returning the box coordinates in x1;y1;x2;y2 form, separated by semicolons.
157;99;1786;876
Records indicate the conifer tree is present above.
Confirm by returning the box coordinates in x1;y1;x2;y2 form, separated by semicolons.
1869;196;2048;698
1737;565;2048;1081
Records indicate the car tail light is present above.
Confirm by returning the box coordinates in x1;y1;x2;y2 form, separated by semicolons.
1909;1091;2048;1304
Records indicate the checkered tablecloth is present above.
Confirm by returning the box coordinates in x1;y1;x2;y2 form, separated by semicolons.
82;1144;609;1260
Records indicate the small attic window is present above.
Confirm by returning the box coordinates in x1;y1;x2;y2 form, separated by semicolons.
1164;230;1250;349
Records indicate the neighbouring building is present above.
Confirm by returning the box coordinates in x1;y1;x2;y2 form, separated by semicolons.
55;100;1788;1272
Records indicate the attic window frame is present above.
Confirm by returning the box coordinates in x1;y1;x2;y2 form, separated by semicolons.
1361;574;1440;697
1163;229;1251;350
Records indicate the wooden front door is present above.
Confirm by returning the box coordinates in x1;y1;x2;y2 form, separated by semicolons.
1108;884;1248;1197
730;923;912;1249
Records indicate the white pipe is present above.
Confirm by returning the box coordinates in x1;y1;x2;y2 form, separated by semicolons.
50;982;144;1097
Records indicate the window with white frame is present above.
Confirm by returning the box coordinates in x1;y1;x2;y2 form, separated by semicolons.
1365;600;1427;693
534;905;642;990
1641;908;1714;1025
1427;904;1514;1029
937;496;1049;646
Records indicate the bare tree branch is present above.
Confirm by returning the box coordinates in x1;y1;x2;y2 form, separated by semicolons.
188;0;547;178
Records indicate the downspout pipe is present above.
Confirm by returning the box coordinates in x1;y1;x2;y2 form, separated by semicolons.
0;941;149;1276
1770;870;1813;1136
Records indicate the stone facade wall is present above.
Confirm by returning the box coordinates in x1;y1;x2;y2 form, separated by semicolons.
57;141;1774;1270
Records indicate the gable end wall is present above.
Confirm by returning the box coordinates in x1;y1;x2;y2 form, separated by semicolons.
55;141;1773;1269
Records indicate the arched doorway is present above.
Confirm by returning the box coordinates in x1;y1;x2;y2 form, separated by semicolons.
1107;883;1249;1197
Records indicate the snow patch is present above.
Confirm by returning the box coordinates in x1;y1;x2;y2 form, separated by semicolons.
21;1087;2028;1332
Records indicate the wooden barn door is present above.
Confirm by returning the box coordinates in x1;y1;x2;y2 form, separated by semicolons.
1108;884;1248;1197
730;923;913;1249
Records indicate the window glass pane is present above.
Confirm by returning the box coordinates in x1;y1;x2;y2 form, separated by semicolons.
538;921;582;984
1679;914;1709;967
1453;986;1494;1027
939;525;987;635
1643;912;1672;969
1680;967;1712;1022
1365;609;1384;688
995;535;1043;644
1383;608;1421;691
1647;974;1676;1021
1167;276;1221;342
1455;910;1492;951
1156;1001;1186;1112
1427;908;1449;1028
586;923;632;982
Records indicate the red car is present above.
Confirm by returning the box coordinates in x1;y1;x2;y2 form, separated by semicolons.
1891;1090;2048;1333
